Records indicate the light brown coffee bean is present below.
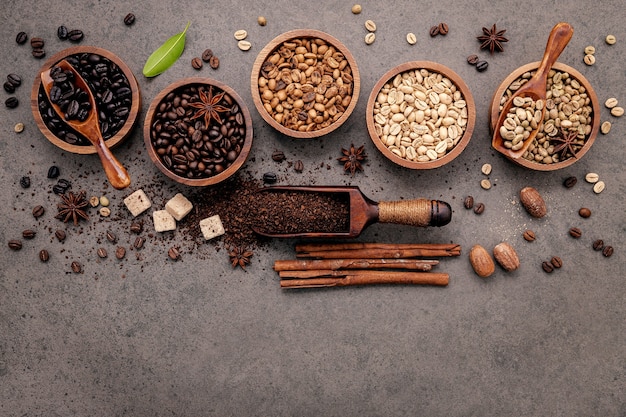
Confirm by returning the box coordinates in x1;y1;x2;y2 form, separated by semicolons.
39;249;49;262
32;205;45;218
8;239;22;250
351;4;362;14
550;256;563;269
97;248;108;258
209;55;220;69
168;246;180;260
257;16;267;26
106;231;117;243
191;57;203;70
115;246;126;260
71;261;82;273
463;195;474;210
55;229;66;242
578;207;592;218
133;236;145;250
569;227;582;238
438;22;449;35
523;230;536;242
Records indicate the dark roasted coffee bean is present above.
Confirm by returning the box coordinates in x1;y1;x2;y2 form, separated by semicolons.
56;178;71;190
438;22;449;35
97;248;107;258
476;61;489;72
563;176;577;188
68;29;84;42
523;230;536;242
22;230;36;239
550;256;563;269
5;97;19;108
7;74;22;87
202;49;213;62
542;261;554;273
463;195;474;209
57;25;68;40
123;13;136;26
52;184;66;195
115;246;126;260
39;249;50;262
191;57;203;70
30;37;44;48
32;48;46;59
429;25;440;37
3;82;15;94
133;236;145;250
32;205;45;218
473;202;485;215
106;231;117;243
209;55;220;69
16;31;28;44
55;229;67;242
294;160;304;173
71;261;83;273
130;221;143;234
592;239;604;251
271;150;285;162
578;207;591;218
263;172;277;184
467;54;479;65
47;165;60;179
602;245;614;258
8;240;23;251
168;246;180;260
568;227;582;238
20;176;31;188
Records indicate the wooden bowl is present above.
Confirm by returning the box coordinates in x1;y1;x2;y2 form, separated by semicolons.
30;46;141;155
143;77;253;187
366;61;475;169
489;62;600;171
250;29;360;139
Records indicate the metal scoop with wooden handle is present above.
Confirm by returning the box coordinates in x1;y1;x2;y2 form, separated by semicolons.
40;60;131;189
492;22;574;159
252;186;452;238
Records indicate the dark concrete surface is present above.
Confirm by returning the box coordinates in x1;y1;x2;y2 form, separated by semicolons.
1;0;624;415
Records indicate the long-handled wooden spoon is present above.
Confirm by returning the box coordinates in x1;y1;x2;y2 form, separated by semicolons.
40;60;131;189
492;22;574;159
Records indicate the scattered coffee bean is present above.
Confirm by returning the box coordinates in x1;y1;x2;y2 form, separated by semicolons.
237;40;252;51
467;54;479;65
7;73;22;88
55;229;66;242
568;227;582;238
3;82;15;94
578;207;591;218
542;261;554;273
351;4;362;14
22;230;36;239
130;221;143;234
47;166;60;179
168;246;181;260
67;29;84;42
473;202;485;215
57;25;68;40
294;160;304;173
601;121;612;134
610;107;624;117
583;54;595;66
602;245;614;257
592;239;604;251
438;23;449;35
16;31;28;44
234;30;248;41
563;176;577;188
593;181;605;194
191;57;203;70
31;48;46;59
364;32;376;45
30;37;44;48
481;163;492;175
133;236;145;250
429;25;440;37
263;172;278;184
476;61;489;72
14;122;25;133
5;97;19;108
97;248;108;258
32;205;45;219
106;231;117;243
115;246;126;260
201;49;213;62
71;261;83;273
89;196;99;207
8;240;23;251
584;45;596;55
605;34;616;45
99;196;109;207
463;195;474;209
39;249;50;263
365;20;377;32
523;230;536;242
480;179;491;190
271;150;286;162
52;184;66;195
99;207;111;217
124;13;136;26
406;32;417;45
257;16;267;26
550;256;563;269
584;172;599;183
208;55;220;69
20;176;31;188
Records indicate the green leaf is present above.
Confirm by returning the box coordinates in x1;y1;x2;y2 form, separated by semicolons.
142;22;191;78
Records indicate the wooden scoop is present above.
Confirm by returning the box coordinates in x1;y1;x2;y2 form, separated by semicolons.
252;185;452;238
40;60;131;189
492;22;574;159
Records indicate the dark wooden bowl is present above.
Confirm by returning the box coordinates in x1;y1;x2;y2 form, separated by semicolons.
30;46;141;155
143;77;253;187
366;61;475;170
250;29;360;139
489;62;599;171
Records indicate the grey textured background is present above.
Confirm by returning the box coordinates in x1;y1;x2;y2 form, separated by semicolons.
1;0;624;416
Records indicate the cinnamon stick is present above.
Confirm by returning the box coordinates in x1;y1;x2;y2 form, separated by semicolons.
280;270;449;288
273;258;439;272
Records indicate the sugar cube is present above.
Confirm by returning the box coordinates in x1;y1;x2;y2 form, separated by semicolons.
199;215;225;241
153;210;176;232
123;189;152;217
165;193;193;221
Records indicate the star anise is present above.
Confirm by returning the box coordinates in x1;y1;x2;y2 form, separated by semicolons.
551;129;581;160
228;245;253;270
338;143;367;176
56;190;89;225
477;24;508;54
189;86;230;128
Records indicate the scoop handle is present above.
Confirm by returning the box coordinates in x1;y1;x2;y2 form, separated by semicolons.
85;124;131;190
377;199;452;227
533;22;574;84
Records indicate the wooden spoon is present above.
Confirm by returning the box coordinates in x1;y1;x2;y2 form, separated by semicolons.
252;185;452;238
40;60;131;189
491;22;574;159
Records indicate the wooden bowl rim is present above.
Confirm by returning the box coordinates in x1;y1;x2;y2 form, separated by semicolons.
365;61;476;170
30;45;141;155
489;61;600;171
143;77;254;187
250;29;360;139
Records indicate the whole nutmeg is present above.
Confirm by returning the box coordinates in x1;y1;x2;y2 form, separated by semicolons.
493;242;520;272
519;186;547;218
469;244;495;278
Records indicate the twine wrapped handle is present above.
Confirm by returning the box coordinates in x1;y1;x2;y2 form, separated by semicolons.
378;199;452;227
